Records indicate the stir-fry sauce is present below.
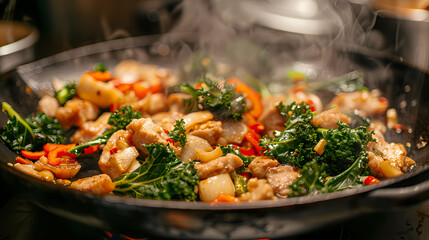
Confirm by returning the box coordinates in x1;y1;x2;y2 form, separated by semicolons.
1;60;416;202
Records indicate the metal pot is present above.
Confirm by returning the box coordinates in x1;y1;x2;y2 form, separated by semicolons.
1;34;429;239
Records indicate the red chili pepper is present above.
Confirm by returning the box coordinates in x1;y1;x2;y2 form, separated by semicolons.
166;138;175;144
378;97;388;104
306;99;316;112
248;122;265;133
238;172;251;179
245;131;263;156
21;149;46;160
16;156;33;164
364;176;381;185
163;129;170;134
45;144;77;166
83;145;100;155
110;102;119;113
239;147;255;156
109;147;118;155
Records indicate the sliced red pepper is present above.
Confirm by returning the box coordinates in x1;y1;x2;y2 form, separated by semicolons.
83;145;100;155
238;172;251;179
149;83;162;94
110;102;119;113
46;144;77;166
109;147;118;155
364;176;381;185
239;147;255;156
166;138;175;144
245;131;263;156
306;99;316;112
16;156;33;165
248;122;265;133
21;149;46;160
378;97;388;104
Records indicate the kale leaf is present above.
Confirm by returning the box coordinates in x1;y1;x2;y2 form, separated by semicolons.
1;102;65;151
180;77;247;121
114;143;199;201
288;159;328;197
68;106;141;155
219;144;253;166
167;119;187;146
260;102;318;167
54;82;76;105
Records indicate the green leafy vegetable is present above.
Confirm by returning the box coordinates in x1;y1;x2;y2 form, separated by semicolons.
219;144;253;166
288;160;328;197
180;77;247;121
54;82;76;105
93;63;107;72
1;102;65;151
114;143;199;201
167;119;187;146
260;102;318;168
68;106;141;155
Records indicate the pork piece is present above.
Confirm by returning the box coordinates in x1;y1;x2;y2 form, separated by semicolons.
366;131;415;178
328;90;388;117
38;95;60;118
257;95;286;137
310;108;351;129
13;163;44;180
70;112;111;143
188;120;223;146
151;111;184;132
69;174;115;194
127;93;168;115
126;118;180;155
99;130;141;180
248;156;280;179
218;120;247;145
55;97;99;129
167;93;192;113
238;178;277;202
266;165;301;197
195;153;243;179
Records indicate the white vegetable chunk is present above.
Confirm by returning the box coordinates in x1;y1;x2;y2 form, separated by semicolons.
198;173;235;202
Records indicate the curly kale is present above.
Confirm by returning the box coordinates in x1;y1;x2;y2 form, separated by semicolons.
68;106;142;155
114;143;199;201
219;144;253;166
180;77;247;121
1;102;66;151
259;102;318;168
167;119;187;146
54;82;76;105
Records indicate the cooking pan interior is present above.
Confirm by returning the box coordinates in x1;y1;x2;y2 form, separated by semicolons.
1;35;429;238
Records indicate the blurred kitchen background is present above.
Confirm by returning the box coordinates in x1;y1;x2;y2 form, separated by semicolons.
0;0;429;239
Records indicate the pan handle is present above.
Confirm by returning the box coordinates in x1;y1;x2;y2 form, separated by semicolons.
360;179;429;210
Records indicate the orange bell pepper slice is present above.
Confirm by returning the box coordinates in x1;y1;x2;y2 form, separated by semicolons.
16;156;33;165
87;71;112;81
211;193;237;203
21;149;46;160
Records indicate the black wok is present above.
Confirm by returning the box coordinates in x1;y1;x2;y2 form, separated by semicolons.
0;34;429;239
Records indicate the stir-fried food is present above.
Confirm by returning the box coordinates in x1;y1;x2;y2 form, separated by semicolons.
1;60;417;203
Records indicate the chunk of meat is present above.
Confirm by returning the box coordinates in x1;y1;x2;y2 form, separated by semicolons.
70;112;111;143
38;95;60;118
69;174;115;194
34;156;81;179
238;178;277;202
328;90;388;117
99;130;140;180
151;111;184;132
167;93;191;113
218;120;247;145
266;165;301;197
114;61;177;86
126;118;180;155
310;108;351;129
127;93;168;115
195;154;243;179
366;131;415;178
248;156;280;179
188;121;223;146
257;95;286;137
55;97;99;129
